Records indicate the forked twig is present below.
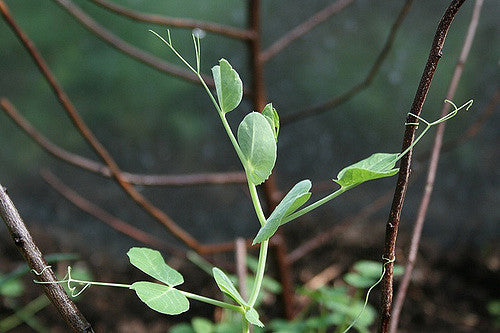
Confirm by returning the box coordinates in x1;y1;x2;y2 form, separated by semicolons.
283;0;413;124
0;0;202;252
0;184;94;332
50;0;214;87
0;98;246;187
379;1;467;332
88;0;254;40
260;0;354;63
389;1;484;331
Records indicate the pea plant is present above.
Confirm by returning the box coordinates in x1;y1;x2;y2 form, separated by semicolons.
34;31;472;332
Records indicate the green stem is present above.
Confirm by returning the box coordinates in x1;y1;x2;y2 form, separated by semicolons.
248;182;267;226
242;316;250;333
280;185;353;225
248;239;269;308
180;290;243;312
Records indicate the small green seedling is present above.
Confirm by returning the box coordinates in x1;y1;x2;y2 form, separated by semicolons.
34;30;472;332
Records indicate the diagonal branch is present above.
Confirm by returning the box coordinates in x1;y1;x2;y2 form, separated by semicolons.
0;98;246;187
50;0;214;87
379;1;467;332
0;184;94;332
283;0;413;125
260;0;354;63
41;170;181;255
0;0;203;252
390;1;484;331
88;0;254;40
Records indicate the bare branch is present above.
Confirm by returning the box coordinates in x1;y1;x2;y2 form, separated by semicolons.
88;0;254;40
0;183;94;332
379;1;467;332
0;0;202;252
390;2;484;330
0;98;246;186
41;170;181;254
50;0;214;87
283;0;413;125
260;0;354;63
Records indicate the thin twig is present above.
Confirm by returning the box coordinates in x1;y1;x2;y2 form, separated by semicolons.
40;170;182;255
50;0;213;87
0;183;94;332
283;0;413;125
0;0;203;252
88;0;253;40
260;0;354;63
0;98;246;186
379;1;467;332
389;1;483;331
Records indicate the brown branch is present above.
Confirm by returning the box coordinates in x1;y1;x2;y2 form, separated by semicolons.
390;1;484;331
40;169;183;256
0;0;203;252
260;0;354;63
0;98;246;186
379;1;467;332
0;183;94;332
88;0;253;40
282;0;413;125
49;0;214;87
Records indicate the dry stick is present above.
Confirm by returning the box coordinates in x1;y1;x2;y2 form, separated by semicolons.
0;185;94;333
0;1;202;253
260;0;354;63
389;1;483;331
283;0;413;125
379;1;467;332
0;99;247;187
88;0;253;40
40;169;182;255
235;238;248;301
50;0;213;87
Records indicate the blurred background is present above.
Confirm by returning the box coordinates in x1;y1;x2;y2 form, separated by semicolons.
0;0;498;331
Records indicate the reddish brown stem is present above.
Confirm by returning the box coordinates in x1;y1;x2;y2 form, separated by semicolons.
0;0;202;252
379;1;467;332
260;0;354;63
88;0;253;40
283;0;413;125
50;0;213;87
0;184;94;332
390;1;484;330
0;98;247;187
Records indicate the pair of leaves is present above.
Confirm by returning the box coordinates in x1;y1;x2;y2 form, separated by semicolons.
128;247;189;315
335;153;399;188
212;267;264;327
262;103;280;142
253;180;312;244
212;59;242;114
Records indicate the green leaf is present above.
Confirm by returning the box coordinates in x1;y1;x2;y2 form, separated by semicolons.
344;273;376;289
335;153;399;187
253;180;312;244
192;317;215;333
353;260;383;279
237;112;277;185
130;281;189;315
212;267;246;306
211;59;243;114
245;308;264;327
0;275;24;297
127;247;183;287
262;103;280;141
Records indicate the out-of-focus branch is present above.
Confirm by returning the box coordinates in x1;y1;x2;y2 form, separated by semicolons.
88;0;254;40
0;0;203;252
390;1;484;331
0;98;247;186
41;170;182;255
260;0;354;63
260;0;354;62
0;183;94;332
50;0;213;87
283;0;413;125
379;1;467;332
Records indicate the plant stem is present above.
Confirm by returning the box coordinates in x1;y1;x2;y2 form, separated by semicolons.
180;291;243;312
248;239;269;308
